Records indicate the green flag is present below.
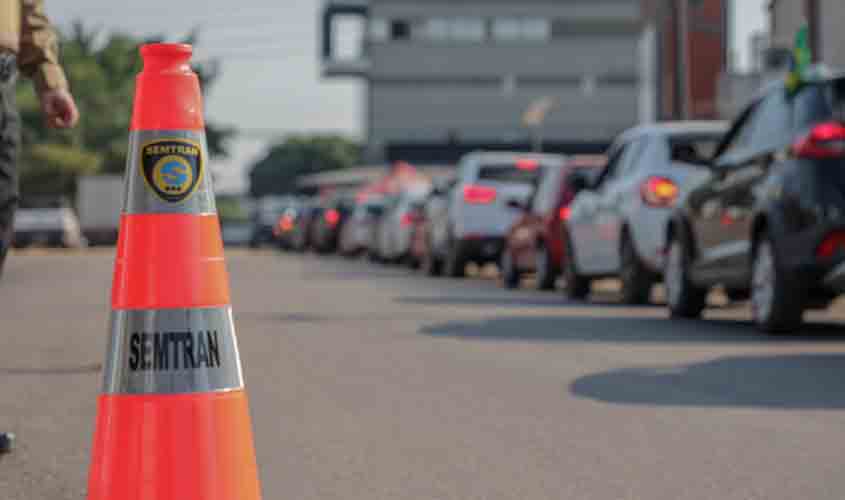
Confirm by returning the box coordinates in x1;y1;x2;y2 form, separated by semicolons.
786;25;812;92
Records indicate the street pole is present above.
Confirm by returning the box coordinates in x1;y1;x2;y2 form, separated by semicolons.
533;125;543;152
679;0;692;119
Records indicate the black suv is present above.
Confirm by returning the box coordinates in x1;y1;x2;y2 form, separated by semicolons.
665;71;845;332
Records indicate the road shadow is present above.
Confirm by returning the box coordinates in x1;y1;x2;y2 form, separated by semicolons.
397;291;664;309
419;315;845;344
570;354;845;409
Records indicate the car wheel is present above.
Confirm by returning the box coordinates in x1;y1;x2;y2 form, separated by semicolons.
751;235;805;333
664;232;707;319
619;233;653;305
444;235;467;278
406;253;421;270
0;242;7;279
421;247;443;277
562;234;590;300
501;248;521;289
725;288;749;302
535;243;556;291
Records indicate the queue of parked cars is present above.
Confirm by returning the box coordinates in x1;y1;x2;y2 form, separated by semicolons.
271;68;845;334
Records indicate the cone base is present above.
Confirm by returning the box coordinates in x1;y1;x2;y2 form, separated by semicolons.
87;391;261;500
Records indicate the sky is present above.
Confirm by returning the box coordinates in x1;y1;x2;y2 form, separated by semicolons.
48;0;768;194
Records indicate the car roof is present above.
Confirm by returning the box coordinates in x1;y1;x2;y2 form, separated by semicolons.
565;154;606;169
463;151;567;164
618;121;729;143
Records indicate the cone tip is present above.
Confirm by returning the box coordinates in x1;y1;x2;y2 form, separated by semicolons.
141;43;192;58
140;43;193;71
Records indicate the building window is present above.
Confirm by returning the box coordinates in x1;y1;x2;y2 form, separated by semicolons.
391;20;410;40
420;18;450;41
492;18;550;42
451;17;486;42
369;18;389;42
412;17;486;43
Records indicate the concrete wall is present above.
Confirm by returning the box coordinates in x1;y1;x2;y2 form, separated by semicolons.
819;0;845;70
371;0;641;21
366;0;643;149
771;0;845;70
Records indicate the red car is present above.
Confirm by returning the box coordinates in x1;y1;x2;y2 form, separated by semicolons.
500;155;606;290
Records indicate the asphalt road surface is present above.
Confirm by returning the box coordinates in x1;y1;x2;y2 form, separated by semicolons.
2;250;845;499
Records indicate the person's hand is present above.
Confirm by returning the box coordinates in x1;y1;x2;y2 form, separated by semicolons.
39;89;80;129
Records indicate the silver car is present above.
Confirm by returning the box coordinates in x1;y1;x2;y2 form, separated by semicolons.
375;185;430;263
435;151;566;277
564;121;728;303
338;196;386;257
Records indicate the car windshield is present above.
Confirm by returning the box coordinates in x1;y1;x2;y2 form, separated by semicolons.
478;164;545;184
795;77;845;128
668;135;721;164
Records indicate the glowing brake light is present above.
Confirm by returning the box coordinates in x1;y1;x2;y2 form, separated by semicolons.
400;212;422;227
516;158;539;171
640;176;679;207
558;206;571;221
324;208;340;226
278;215;294;232
463;185;497;204
817;231;845;258
792;122;845;159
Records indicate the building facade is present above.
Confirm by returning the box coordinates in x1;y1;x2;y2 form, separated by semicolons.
322;0;728;163
770;0;845;70
322;0;646;163
641;0;728;120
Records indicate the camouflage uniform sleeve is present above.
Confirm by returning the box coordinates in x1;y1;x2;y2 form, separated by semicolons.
19;0;68;93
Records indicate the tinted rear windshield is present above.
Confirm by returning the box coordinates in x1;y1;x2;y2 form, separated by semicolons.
668;135;721;164
477;164;545;184
795;78;845;128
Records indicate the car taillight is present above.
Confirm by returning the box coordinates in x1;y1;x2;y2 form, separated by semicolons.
558;205;571;221
279;215;294;232
400;212;422;227
640;176;679;207
324;209;340;226
816;231;845;258
463;185;497;204
793;121;845;159
516;158;539;171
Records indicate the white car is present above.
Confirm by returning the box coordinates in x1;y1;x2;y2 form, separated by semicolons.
435;151;566;277
14;206;86;248
375;185;429;263
564;121;728;303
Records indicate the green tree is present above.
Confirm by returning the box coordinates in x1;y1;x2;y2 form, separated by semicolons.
17;23;234;197
248;134;361;198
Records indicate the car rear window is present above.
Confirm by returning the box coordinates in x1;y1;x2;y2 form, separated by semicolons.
477;164;544;184
668;135;720;164
794;78;845;129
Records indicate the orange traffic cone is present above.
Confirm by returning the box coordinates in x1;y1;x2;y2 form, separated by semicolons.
86;43;262;500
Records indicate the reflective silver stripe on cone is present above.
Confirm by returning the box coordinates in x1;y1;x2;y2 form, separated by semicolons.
122;129;217;215
103;307;244;394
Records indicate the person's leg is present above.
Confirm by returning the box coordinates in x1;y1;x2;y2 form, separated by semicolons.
0;75;20;280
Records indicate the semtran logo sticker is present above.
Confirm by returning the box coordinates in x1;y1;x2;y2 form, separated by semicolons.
140;139;203;203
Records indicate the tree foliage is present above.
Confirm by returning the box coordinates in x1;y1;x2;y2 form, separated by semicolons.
17;23;234;198
248;134;361;198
